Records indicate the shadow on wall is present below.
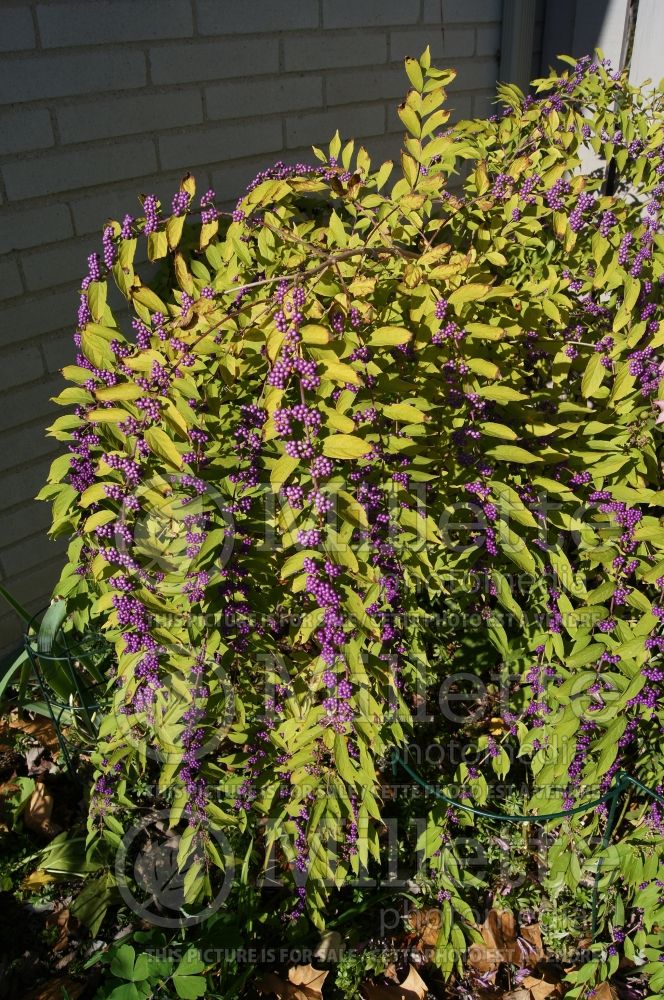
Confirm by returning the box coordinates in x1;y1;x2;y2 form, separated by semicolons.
540;0;631;74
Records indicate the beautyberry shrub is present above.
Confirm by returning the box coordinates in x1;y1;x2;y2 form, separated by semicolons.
39;50;664;981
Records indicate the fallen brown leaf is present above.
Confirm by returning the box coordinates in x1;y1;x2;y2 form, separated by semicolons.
45;905;77;952
257;964;329;1000
0;778;20;800
593;985;618;1000
0;746;24;778
504;991;530;1000
288;964;329;999
523;974;559;1000
257;971;285;997
519;923;545;963
410;907;441;948
23;782;61;839
362;965;429;1000
9;714;60;753
313;930;344;962
468;908;520;972
25;976;86;1000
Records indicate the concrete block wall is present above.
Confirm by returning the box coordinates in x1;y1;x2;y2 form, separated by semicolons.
0;0;502;656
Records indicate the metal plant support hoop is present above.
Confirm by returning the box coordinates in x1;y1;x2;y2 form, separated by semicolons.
23;607;107;778
393;748;664;940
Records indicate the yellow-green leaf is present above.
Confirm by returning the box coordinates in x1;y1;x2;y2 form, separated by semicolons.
368;327;412;347
144;427;183;468
488;445;540;464
322;361;361;386
382;402;426;423
86;408;127;423
322;434;372;459
95;383;142;402
581;352;605;398
448;283;491;308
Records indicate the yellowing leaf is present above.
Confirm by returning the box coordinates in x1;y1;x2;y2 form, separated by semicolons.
322;434;372;459
147;230;168;261
144;427;183;469
368;327;412;347
166;214;186;249
448;283;491;308
300;325;330;345
467;356;500;379
86;408;127;423
322;361;362;385
465;322;503;341
132;285;167;313
88;280;107;322
174;251;195;295
95;383;142;402
271;453;299;492
382;402;427;423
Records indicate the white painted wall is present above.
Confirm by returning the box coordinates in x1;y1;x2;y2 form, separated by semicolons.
629;0;664;88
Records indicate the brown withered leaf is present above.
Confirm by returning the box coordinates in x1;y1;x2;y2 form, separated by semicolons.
362;965;429;1000
25;977;87;1000
504;991;530;1000
522;974;559;1000
9;714;60;753
468;908;520;972
45;905;77;952
23;782;61;839
519;922;545;963
410;907;441;949
313;930;344;962
257;964;328;1000
592;985;618;1000
288;964;329;999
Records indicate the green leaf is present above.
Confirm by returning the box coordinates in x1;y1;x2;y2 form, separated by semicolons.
37;600;67;654
70;871;117;937
481;422;518;440
173;975;207;999
487;445;540;464
110;943;136;981
81;327;114;369
582;352;605;398
106;984;141;1000
476;385;527;402
79;482;107;507
281;549;317;579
